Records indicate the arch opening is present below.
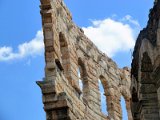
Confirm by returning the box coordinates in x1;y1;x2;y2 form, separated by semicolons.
78;66;83;91
121;96;128;120
98;76;108;115
77;58;88;97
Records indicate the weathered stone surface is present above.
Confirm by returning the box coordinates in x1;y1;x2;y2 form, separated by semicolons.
131;0;160;119
37;0;132;120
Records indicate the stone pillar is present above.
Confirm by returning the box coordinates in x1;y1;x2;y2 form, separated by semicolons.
126;99;133;120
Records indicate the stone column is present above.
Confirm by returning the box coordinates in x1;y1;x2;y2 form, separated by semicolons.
126;99;133;120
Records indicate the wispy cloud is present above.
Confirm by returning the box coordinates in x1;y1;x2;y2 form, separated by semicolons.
121;15;140;27
0;30;44;62
83;15;140;57
0;15;140;61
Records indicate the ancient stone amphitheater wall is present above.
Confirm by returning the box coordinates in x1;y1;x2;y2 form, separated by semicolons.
37;0;132;120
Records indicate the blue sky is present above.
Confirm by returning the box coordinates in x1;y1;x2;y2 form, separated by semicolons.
0;0;154;120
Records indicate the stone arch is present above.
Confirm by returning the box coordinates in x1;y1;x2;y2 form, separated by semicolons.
99;75;109;93
96;67;111;89
120;89;133;120
98;75;109;116
120;96;128;120
139;52;159;118
77;58;89;98
141;52;153;73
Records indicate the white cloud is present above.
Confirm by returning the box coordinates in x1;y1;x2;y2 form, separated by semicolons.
0;15;139;61
121;15;140;27
83;15;140;57
0;30;44;61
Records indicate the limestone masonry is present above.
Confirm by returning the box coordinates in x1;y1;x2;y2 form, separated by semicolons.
37;0;160;120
